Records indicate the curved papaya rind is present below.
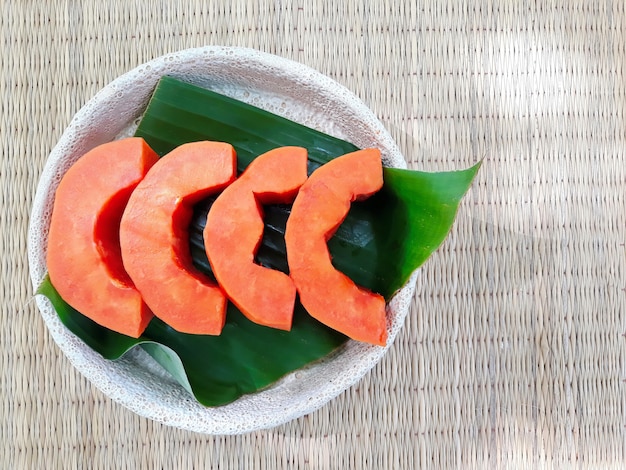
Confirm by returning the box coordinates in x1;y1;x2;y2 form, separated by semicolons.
120;141;237;335
47;137;159;338
285;148;388;346
204;146;308;331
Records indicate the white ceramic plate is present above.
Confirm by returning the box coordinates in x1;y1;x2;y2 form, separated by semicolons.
28;46;418;434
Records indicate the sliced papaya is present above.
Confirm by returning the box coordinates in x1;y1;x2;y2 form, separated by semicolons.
120;141;237;335
47;137;159;337
285;148;388;346
204;146;308;330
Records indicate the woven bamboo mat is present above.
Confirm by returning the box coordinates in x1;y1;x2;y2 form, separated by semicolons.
2;0;625;468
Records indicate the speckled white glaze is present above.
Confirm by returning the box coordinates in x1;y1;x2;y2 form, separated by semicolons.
28;46;418;434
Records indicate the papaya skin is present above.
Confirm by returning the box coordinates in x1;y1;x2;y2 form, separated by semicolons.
120;141;237;335
285;148;388;346
204;146;308;331
47;137;159;338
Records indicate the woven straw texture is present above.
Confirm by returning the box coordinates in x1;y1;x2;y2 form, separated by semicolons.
1;0;625;468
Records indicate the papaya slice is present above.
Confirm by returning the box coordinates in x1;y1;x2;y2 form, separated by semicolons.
47;137;159;337
120;141;236;335
285;148;388;346
204;147;308;330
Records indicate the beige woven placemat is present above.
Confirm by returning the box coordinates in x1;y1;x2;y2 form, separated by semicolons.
2;0;625;468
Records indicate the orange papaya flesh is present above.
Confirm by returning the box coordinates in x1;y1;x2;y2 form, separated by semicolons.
204;146;308;330
47;137;159;338
120;141;237;335
285;148;388;346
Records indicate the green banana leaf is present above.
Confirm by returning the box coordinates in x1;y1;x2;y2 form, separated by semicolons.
38;76;480;407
